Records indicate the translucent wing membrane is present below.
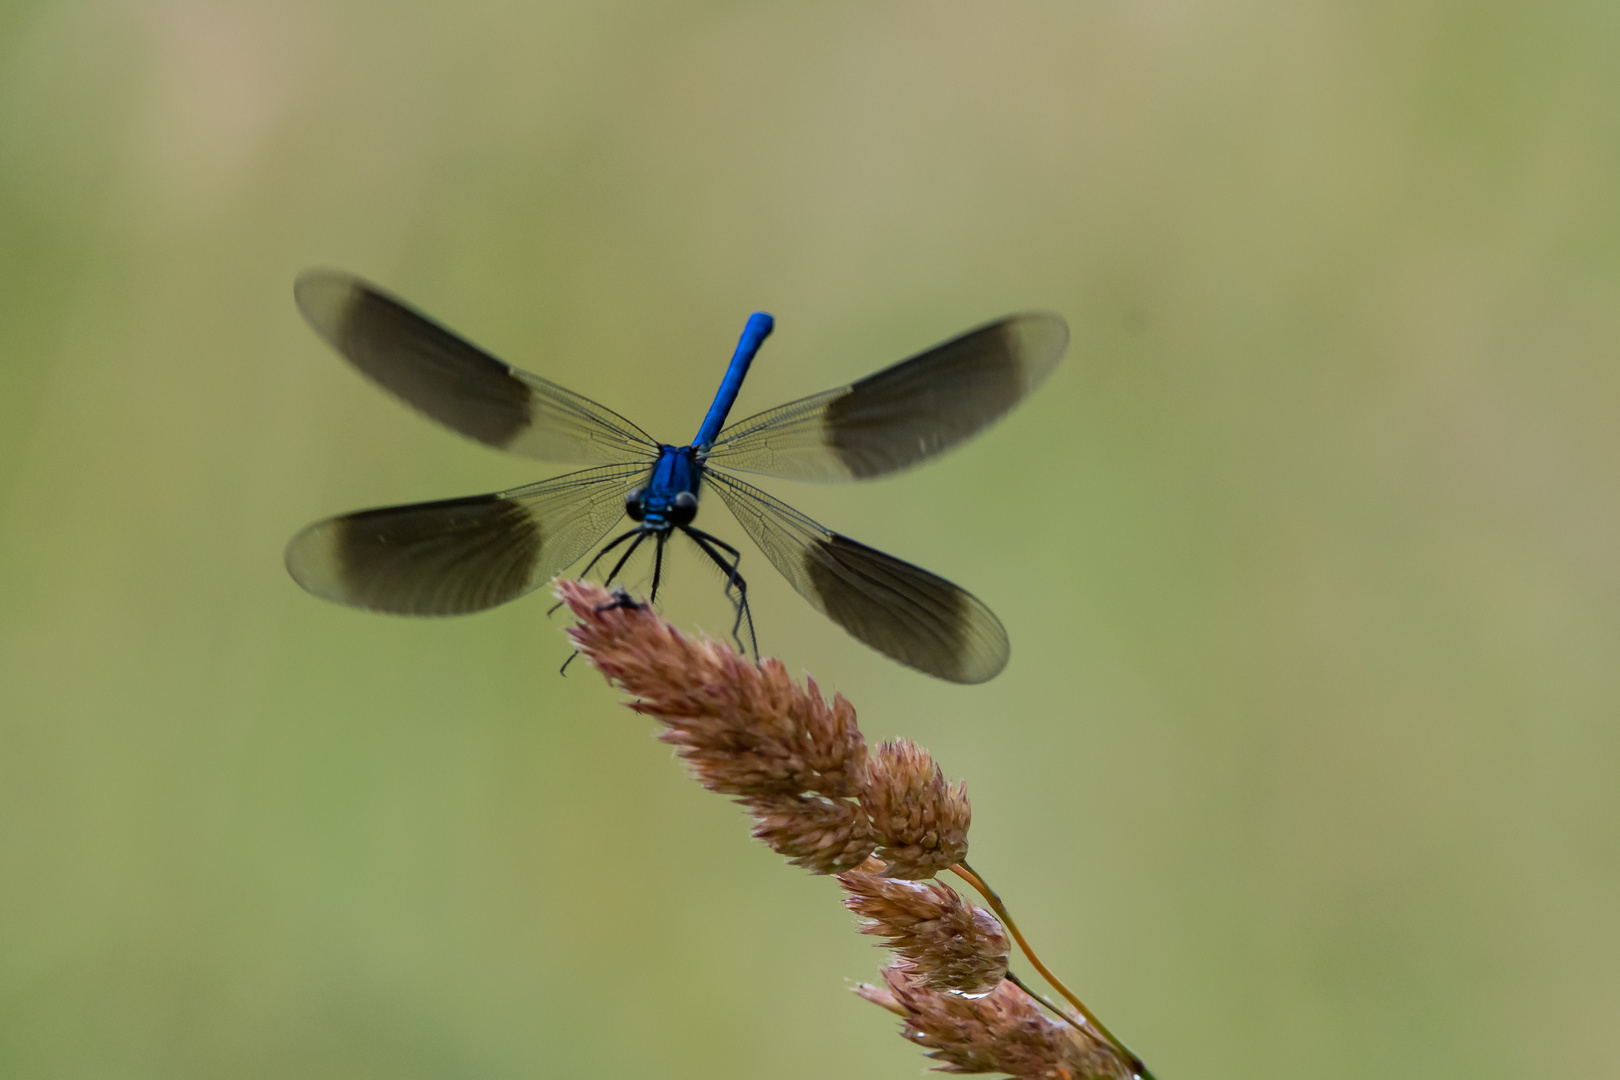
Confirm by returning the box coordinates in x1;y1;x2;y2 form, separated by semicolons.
296;271;659;464
706;470;1009;683
285;464;643;615
706;313;1067;481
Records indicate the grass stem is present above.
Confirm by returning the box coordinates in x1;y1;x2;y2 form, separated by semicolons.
951;862;1154;1080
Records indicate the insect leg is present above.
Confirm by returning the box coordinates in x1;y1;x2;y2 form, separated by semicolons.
682;527;758;659
548;526;645;616
559;587;645;678
577;526;644;581
597;586;644;613
603;530;649;587
649;532;668;603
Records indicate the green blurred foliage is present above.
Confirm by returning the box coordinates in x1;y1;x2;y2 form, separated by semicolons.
2;1;1619;1077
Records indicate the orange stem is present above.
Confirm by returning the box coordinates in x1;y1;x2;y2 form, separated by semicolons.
951;862;1153;1080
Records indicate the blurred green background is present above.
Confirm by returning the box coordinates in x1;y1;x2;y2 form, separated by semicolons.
3;1;1618;1077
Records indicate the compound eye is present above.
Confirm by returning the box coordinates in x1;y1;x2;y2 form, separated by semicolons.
624;487;646;522
671;490;698;525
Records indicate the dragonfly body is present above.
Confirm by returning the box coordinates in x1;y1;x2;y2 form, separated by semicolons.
578;311;777;622
593;442;723;621
637;445;704;527
286;272;1067;683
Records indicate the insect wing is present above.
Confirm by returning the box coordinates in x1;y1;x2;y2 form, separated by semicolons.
285;464;643;615
296;270;659;464
706;471;1009;683
706;313;1066;481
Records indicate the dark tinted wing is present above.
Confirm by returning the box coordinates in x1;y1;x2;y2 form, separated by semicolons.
285;464;642;615
706;313;1066;481
296;270;659;464
706;470;1008;683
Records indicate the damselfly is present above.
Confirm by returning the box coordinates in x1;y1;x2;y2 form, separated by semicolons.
285;272;1066;683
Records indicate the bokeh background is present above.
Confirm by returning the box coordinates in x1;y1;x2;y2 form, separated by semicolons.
3;2;1619;1077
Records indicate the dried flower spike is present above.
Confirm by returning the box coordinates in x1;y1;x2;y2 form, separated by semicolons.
557;579;867;800
557;579;1150;1077
557;578;872;872
856;964;1136;1080
861;738;971;879
746;793;876;874
839;857;1009;995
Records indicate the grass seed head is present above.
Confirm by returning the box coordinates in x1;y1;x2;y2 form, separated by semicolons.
861;739;971;879
839;857;1009;995
745;793;877;874
861;964;1136;1080
557;580;867;801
